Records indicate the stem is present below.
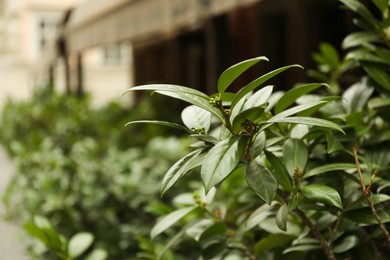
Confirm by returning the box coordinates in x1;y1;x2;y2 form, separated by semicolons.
278;191;336;260
294;208;336;260
353;146;390;245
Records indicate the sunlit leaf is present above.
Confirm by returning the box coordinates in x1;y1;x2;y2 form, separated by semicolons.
300;184;343;209
249;131;266;159
151;206;198;239
261;116;345;134
201;136;246;192
244;85;274;109
246;161;277;204
68;232;94;258
231;65;303;108
218;56;269;94
125;120;192;134
342;32;381;49
181;105;212;132
275;83;328;114
161;149;206;196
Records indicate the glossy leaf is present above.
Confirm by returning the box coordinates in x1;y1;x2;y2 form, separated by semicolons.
342;32;381;49
199;222;228;242
249;131;266;159
275;203;288;231
181;105;211;132
283;139;308;177
125;120;192;134
246;161;277;204
231;105;266;132
161;149;206;196
243;85;274;109
68;233;94;258
275;83;327;114
326;132;344;153
231;65;303;108
125;84;223;120
303;163;356;179
186;219;214;241
264;150;294;191
217;56;269;94
262;116;345;134
151;206;197;240
300;184;343;209
201;136;246;192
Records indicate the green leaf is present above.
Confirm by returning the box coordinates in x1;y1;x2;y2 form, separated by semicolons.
199;222;228;242
275;83;327;114
161;149;206;196
181;105;211;132
262;117;345;134
339;0;380;29
283;139;308;177
125;84;223;120
372;0;388;12
361;61;390;93
249;131;266;159
342;79;374;113
264;150;294;191
231;105;266;132
125;120;192;134
326;132;344;153
242;204;274;232
151;206;197;239
243;85;274;109
342;32;381;49
231;65;303;108
283;244;321;254
320;42;340;68
85;249;108;260
334;235;359;253
254;234;295;254
345;194;390;211
246;161;277;204
24;222;50;246
275;203;288;231
201;136;246;192
217;56;269;94
300;184;343;209
186;219;214;241
68;232;94;258
344;205;390;224
304;163;356;179
190;134;219;144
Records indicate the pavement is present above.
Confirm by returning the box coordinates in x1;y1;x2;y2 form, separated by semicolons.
0;146;28;260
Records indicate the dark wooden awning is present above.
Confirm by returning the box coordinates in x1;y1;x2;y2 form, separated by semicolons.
65;0;261;52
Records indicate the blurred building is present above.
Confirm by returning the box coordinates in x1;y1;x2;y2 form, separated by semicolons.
1;0;350;106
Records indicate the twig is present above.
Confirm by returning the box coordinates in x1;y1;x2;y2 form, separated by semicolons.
353;146;390;245
278;191;336;260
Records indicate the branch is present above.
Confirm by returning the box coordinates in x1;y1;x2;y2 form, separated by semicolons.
278;191;336;260
353;146;390;245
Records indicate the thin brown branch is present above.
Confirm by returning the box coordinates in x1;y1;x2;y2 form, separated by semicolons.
277;191;336;260
353;146;390;245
